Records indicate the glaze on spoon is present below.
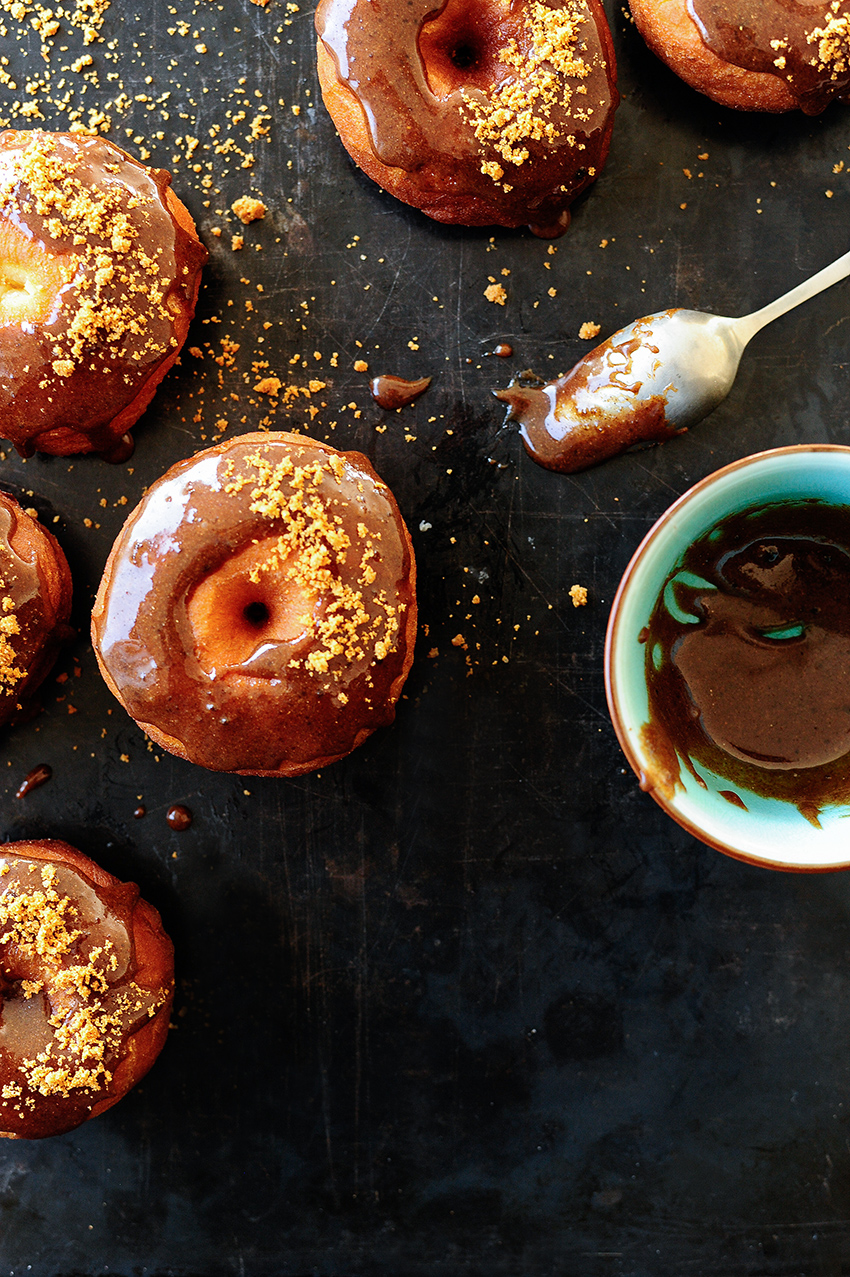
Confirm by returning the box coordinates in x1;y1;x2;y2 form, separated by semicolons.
496;248;850;473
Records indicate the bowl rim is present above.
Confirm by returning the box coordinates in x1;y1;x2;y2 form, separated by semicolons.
604;443;850;874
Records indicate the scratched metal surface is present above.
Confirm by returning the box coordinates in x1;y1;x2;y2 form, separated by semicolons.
0;2;850;1275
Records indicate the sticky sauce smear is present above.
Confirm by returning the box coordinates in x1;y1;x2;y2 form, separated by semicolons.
15;764;52;798
370;374;432;410
496;318;680;473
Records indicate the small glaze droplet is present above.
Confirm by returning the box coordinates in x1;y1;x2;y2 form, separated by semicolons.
492;343;513;358
529;208;571;239
166;804;192;831
99;432;135;465
133;805;146;819
15;764;52;798
370;374;432;410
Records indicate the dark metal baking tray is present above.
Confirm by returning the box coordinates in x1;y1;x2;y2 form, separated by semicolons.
1;1;850;1274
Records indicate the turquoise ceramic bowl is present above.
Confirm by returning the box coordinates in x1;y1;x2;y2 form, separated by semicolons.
605;445;850;872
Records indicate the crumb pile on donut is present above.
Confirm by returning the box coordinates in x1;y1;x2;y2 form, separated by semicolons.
0;130;207;458
92;432;418;777
315;0;618;236
629;0;850;111
0;839;174;1140
0;492;72;727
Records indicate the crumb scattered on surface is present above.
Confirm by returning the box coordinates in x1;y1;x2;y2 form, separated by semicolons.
231;195;266;224
569;583;588;607
578;321;600;340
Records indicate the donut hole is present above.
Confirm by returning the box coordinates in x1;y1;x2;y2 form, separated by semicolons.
0;221;72;326
188;539;317;675
420;0;519;95
449;40;480;70
243;600;271;628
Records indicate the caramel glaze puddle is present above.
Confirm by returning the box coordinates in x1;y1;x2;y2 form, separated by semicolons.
98;433;135;465
370;374;432;410
496;323;682;473
642;500;850;825
688;0;850;114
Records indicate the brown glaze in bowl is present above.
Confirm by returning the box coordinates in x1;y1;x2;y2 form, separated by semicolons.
605;446;850;872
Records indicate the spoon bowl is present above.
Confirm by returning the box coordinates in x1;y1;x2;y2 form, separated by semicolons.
498;247;850;473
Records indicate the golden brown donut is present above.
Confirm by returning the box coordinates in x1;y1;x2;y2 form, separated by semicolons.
629;0;850;113
0;839;174;1139
0;130;207;458
0;492;72;726
316;0;618;236
91;432;418;776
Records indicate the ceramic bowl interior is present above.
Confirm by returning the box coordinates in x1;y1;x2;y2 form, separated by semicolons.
605;445;850;871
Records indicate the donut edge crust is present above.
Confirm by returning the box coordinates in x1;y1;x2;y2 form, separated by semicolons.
0;492;73;726
0;838;174;1140
628;0;796;111
92;431;418;778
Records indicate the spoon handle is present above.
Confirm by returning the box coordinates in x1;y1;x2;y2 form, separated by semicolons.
733;248;850;345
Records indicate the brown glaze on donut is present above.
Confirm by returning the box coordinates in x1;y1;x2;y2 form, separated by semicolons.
0;130;207;457
315;0;618;235
0;839;174;1139
0;492;73;725
629;0;850;112
92;432;418;777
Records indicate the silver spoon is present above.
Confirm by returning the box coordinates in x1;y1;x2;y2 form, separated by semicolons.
496;247;850;474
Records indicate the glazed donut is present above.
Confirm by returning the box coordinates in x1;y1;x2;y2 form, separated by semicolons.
0;492;72;726
91;432;417;776
629;0;850;112
0;839;174;1139
315;0;618;236
0;130;207;458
